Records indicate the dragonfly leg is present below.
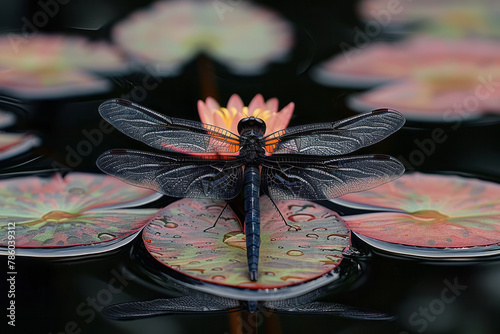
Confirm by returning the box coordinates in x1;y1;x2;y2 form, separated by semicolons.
268;197;292;227
203;201;230;232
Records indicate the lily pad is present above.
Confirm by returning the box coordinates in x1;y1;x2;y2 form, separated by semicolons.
311;37;500;90
0;173;160;256
143;197;350;289
358;0;500;38
0;34;128;99
335;173;500;256
0;133;41;161
0;109;15;129
347;75;500;122
112;0;293;75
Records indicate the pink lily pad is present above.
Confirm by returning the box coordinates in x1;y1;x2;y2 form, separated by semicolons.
143;197;350;289
335;173;500;254
0;173;160;256
0;109;15;129
347;76;500;122
112;0;293;75
0;34;128;99
358;0;500;38
0;69;112;99
0;133;41;161
312;37;500;89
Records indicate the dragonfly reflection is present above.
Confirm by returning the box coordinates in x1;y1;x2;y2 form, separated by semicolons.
96;99;405;280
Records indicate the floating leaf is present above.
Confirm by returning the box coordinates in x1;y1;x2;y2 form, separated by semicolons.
359;0;500;38
347;71;500;122
0;173;160;254
113;0;293;75
0;34;128;98
336;173;500;252
311;37;500;90
0;109;15;129
0;133;40;161
143;197;350;289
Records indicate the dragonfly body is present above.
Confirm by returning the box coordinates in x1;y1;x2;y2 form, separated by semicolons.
243;165;261;281
97;99;406;281
237;117;267;281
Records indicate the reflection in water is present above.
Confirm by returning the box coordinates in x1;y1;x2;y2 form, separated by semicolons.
101;241;394;322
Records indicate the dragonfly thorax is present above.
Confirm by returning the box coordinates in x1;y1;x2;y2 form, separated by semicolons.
237;117;266;136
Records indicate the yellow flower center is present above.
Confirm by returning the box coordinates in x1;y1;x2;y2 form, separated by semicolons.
216;106;273;130
217;107;239;129
249;108;273;122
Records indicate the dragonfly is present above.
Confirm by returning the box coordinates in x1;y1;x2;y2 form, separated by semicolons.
96;99;405;281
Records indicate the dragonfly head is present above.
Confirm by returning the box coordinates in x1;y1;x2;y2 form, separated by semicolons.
237;117;266;136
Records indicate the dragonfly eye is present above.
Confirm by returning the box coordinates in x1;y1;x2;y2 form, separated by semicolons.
237;117;266;135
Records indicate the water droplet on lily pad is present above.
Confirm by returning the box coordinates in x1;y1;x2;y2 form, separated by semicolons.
288;213;315;222
98;232;116;240
327;234;348;241
286;250;304;256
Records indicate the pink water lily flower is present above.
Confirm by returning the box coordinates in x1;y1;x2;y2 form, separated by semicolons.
197;94;294;136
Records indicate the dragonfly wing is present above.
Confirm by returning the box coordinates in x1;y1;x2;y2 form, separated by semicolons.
264;109;405;155
99;99;241;154
261;155;404;200
103;297;241;320
97;149;243;200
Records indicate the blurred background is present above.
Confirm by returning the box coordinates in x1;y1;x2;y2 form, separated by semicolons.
1;0;500;333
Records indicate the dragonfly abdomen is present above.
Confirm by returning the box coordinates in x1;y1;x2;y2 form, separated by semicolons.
243;165;261;281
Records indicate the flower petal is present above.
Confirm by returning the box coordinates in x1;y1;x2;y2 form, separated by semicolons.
248;94;266;114
226;94;244;113
197;100;212;124
205;97;221;113
265;97;279;113
266;102;294;135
